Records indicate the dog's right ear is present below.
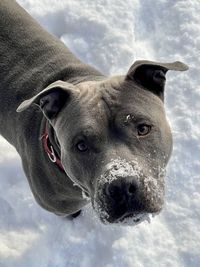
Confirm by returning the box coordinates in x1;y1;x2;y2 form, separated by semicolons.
17;80;77;120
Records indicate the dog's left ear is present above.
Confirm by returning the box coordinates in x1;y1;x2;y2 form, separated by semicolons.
126;60;188;100
17;80;77;119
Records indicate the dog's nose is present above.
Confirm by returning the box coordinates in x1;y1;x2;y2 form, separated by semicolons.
105;177;139;205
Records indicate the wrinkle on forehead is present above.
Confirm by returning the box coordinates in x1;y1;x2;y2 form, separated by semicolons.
99;78;165;122
76;81;105;112
75;80;120;124
64;77;166;133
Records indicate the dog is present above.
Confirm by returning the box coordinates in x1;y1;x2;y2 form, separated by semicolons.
0;0;188;224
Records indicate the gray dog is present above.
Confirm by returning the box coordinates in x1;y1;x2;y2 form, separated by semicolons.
0;0;188;224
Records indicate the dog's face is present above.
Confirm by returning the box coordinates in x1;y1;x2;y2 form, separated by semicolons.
54;78;172;224
17;60;188;224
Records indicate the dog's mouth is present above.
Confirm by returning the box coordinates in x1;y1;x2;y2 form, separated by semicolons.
92;174;164;225
92;197;161;225
113;211;159;226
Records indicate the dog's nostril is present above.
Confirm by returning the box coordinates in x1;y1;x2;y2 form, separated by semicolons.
127;184;137;195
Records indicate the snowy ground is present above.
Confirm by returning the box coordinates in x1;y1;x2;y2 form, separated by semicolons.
0;0;199;266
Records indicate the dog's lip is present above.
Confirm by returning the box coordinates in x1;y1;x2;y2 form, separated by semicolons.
117;212;146;223
68;176;90;196
72;182;90;195
92;196;149;224
107;212;145;225
115;210;160;224
100;210;159;224
92;195;160;224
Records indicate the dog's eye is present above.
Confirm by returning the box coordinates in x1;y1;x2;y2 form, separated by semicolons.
76;141;88;152
137;124;151;136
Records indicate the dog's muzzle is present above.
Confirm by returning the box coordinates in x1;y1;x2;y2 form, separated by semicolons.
93;159;165;225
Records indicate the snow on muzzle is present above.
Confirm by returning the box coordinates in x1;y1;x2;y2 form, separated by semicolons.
93;158;165;225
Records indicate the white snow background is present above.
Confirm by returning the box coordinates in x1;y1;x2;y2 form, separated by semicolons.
0;0;199;266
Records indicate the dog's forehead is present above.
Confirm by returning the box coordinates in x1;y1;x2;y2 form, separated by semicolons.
76;77;165;118
59;77;166;136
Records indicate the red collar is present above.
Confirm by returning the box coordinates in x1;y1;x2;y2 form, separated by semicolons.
41;125;64;171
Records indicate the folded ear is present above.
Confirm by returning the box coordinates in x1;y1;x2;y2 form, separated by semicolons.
126;60;189;100
17;80;76;119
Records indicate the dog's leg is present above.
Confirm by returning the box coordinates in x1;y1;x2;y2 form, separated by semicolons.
70;210;82;219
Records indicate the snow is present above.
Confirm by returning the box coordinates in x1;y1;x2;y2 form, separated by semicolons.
0;0;200;266
100;158;142;184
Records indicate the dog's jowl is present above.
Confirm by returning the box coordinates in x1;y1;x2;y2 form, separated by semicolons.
0;0;188;224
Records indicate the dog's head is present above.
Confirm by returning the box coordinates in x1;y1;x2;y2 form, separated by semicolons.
17;60;188;225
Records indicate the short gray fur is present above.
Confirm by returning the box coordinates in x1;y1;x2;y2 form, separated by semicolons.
0;0;188;222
